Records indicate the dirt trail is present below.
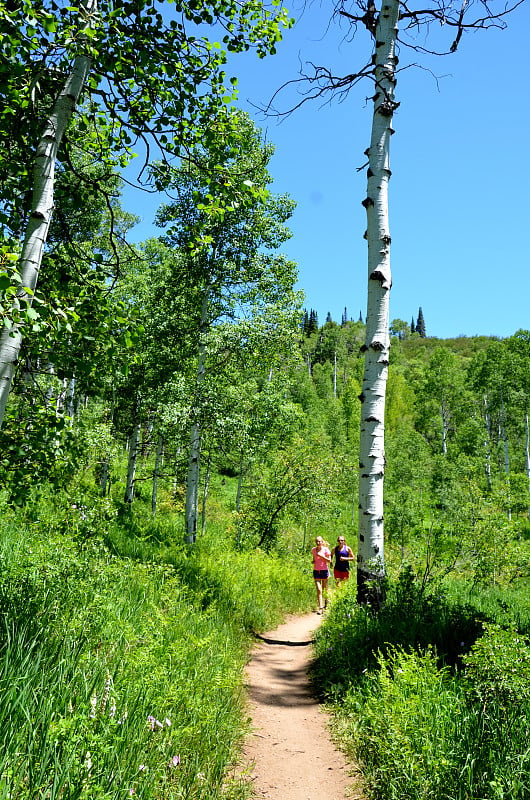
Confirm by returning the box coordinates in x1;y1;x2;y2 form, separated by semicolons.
242;612;366;800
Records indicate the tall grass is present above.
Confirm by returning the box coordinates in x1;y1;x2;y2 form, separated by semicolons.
0;489;312;799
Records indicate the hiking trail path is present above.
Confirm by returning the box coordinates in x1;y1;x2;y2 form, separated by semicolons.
241;612;367;800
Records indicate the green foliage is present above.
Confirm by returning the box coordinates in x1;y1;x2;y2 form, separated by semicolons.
313;568;487;687
316;570;530;800
238;436;353;550
462;622;530;711
344;647;464;800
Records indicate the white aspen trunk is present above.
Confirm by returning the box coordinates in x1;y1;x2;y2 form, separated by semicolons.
185;285;209;544
525;411;530;519
441;399;449;455
151;433;164;515
66;375;76;421
185;422;201;542
142;414;154;457
56;377;68;414
100;393;114;496
124;417;140;505
45;361;56;406
0;5;95;429
201;454;211;535
484;397;492;491
357;0;399;606
100;455;111;496
236;456;244;513
498;400;511;520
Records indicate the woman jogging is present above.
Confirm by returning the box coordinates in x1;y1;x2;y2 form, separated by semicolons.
333;536;355;584
311;536;331;614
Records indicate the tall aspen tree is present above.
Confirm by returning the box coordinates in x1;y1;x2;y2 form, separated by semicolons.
357;0;399;604
0;0;97;427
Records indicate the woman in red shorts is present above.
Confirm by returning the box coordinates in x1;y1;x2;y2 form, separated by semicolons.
311;536;331;614
333;536;355;585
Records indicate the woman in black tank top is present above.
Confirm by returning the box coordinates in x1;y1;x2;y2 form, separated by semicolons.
333;536;355;584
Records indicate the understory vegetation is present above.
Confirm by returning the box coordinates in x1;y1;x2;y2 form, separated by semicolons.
0;482;311;800
314;570;530;800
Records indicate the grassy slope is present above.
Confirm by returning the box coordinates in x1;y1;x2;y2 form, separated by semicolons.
0;483;313;800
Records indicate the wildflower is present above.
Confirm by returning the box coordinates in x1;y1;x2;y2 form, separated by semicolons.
109;702;117;718
100;675;112;713
147;715;163;731
139;765;147;772
89;695;98;718
165;718;172;727
85;752;92;771
169;755;181;768
128;789;135;796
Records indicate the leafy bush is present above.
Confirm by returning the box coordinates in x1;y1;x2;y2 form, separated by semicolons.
312;567;486;690
341;647;464;800
319;573;530;800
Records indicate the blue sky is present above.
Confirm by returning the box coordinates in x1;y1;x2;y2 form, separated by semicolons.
126;0;530;340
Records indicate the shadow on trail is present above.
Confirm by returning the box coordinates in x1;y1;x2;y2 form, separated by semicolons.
255;634;313;647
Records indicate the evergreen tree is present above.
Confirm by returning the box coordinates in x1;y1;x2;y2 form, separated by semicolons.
416;307;426;337
359;311;363;323
411;317;416;334
326;311;332;324
342;307;348;326
307;309;319;335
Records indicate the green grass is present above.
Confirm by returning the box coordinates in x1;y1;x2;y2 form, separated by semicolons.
0;488;312;800
315;570;530;800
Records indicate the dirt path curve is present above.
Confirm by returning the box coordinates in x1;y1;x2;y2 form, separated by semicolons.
242;612;366;800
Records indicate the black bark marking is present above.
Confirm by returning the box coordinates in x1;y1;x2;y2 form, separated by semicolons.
369;269;385;282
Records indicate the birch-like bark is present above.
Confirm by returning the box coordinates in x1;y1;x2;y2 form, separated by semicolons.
0;4;95;429
185;285;209;544
525;412;530;519
499;400;511;520
483;396;492;491
66;376;76;420
357;0;399;605
100;454;111;496
124;410;140;505
236;454;244;512
151;433;164;515
201;454;211;535
441;399;449;455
